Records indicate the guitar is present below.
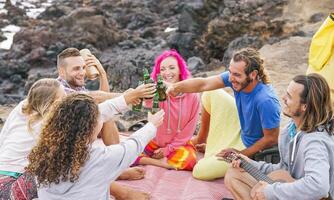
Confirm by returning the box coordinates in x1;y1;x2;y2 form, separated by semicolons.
220;151;332;200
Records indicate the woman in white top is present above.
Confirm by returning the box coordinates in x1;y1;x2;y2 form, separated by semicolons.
0;78;65;200
26;93;164;200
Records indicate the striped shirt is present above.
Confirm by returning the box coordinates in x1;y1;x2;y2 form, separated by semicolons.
56;77;87;94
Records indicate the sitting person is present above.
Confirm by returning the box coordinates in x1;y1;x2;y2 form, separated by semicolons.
0;77;152;200
191;89;245;180
220;74;334;200
0;78;65;199
167;48;281;160
132;50;200;170
56;47;156;199
27;93;165;199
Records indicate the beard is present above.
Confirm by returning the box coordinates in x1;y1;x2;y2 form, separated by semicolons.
67;76;84;87
283;106;303;118
233;76;252;92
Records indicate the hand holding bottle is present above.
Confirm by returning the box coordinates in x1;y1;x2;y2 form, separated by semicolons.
147;110;165;128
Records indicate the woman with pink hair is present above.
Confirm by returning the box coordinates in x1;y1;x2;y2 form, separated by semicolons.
133;50;200;170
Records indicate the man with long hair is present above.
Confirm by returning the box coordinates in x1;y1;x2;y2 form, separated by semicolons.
220;73;334;200
167;48;280;162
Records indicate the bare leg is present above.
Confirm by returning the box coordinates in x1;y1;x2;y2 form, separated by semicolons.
224;167;257;200
117;167;146;180
138;157;175;170
110;182;150;200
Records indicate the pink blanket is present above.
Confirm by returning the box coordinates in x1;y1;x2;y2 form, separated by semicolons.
116;165;232;200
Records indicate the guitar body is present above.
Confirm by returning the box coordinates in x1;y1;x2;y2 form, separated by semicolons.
267;169;295;183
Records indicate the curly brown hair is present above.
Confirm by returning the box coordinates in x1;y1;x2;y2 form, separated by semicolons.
233;48;271;84
26;93;99;186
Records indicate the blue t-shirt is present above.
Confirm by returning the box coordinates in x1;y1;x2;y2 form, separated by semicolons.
221;72;281;147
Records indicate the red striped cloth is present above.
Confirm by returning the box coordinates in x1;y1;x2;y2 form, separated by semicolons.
0;173;37;200
115;163;233;200
133;140;197;170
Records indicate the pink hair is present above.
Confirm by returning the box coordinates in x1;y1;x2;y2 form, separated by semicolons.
150;49;191;81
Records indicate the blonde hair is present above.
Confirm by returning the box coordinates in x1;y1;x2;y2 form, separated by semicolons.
22;78;61;132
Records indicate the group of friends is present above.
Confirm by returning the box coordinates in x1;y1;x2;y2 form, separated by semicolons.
0;44;333;200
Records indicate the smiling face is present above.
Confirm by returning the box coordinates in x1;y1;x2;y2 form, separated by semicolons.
159;56;180;83
282;81;306;118
58;56;86;88
228;60;254;92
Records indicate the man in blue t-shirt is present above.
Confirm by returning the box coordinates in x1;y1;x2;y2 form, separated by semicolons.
167;48;280;157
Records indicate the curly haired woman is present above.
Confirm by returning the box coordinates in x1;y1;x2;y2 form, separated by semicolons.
132;50;200;170
0;78;65;200
27;93;164;199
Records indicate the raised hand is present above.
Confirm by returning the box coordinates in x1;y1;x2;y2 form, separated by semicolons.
135;83;156;99
123;83;156;105
147;110;165;128
84;54;106;75
166;84;179;97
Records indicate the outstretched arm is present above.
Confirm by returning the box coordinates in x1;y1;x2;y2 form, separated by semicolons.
87;90;122;104
167;75;225;97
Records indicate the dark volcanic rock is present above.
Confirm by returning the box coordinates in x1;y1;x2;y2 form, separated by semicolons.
222;35;263;66
0;0;290;104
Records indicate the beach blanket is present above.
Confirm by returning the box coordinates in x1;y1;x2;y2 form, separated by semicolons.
115;150;232;200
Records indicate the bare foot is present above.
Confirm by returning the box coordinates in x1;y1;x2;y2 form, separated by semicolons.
139;157;176;170
111;183;150;200
117;167;145;180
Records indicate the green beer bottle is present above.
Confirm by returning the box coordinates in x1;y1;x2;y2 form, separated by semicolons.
143;68;154;99
132;81;143;112
156;74;167;101
151;92;160;114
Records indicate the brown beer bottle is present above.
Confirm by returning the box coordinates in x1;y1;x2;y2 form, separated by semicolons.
156;74;167;101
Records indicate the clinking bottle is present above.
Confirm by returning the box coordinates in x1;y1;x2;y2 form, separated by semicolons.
143;68;154;99
132;81;143;112
156;74;167;101
151;92;160;114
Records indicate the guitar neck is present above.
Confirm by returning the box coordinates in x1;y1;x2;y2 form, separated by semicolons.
239;158;275;184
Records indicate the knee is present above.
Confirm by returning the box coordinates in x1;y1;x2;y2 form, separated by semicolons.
192;164;210;180
224;167;240;188
192;161;227;181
